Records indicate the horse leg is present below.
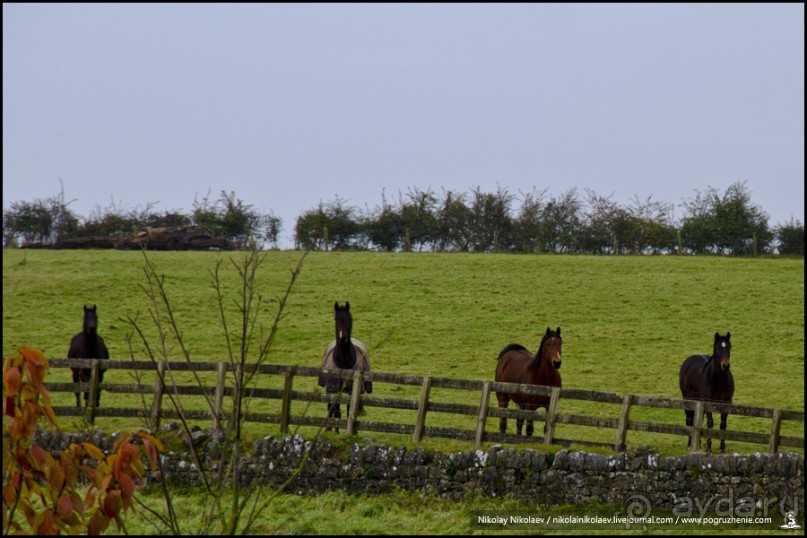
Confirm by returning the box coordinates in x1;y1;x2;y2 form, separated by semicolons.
515;403;524;436
326;401;342;433
333;403;341;434
705;412;714;453
719;412;728;453
684;409;694;450
83;371;90;408
525;404;537;437
497;396;509;434
71;368;81;407
78;368;91;408
94;368;104;407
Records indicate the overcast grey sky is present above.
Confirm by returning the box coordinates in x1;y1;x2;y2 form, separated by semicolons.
3;3;804;248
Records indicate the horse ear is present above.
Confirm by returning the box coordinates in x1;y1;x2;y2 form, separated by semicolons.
726;331;731;340
92;304;97;311
83;305;88;312
714;332;720;341
345;301;350;311
556;327;561;335
545;327;551;335
334;301;339;311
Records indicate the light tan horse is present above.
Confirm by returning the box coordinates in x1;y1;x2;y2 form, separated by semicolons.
318;302;372;429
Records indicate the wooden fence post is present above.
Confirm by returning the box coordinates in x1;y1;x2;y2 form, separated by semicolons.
413;376;432;443
615;394;633;452
347;371;363;435
213;362;227;430
543;386;561;445
150;361;167;431
768;409;783;453
88;359;101;425
280;366;295;434
689;401;704;452
475;381;492;446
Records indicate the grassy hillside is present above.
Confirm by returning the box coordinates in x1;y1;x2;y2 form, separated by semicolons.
2;249;803;454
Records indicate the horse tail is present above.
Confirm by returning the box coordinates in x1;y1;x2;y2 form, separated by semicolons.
498;343;527;360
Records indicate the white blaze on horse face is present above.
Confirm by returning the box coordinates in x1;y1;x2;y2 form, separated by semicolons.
553;349;562;367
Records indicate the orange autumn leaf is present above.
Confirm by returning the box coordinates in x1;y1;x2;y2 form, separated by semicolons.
119;473;135;500
82;442;105;462
41;400;59;429
101;472;114;493
3;395;16;417
19;345;47;366
3;364;21;397
71;494;85;518
8;416;25;443
87;510;110;536
60;452;80;488
142;438;159;467
29;444;52;470
119;440;139;466
103;490;122;518
119;478;135;512
138;430;164;450
49;460;65;494
36;509;59;535
3;481;17;505
57;494;73;518
23;360;43;388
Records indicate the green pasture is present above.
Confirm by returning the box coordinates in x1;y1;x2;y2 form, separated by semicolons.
2;249;804;456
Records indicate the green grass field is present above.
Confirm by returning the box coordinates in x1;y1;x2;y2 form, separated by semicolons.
3;248;803;456
3;249;803;534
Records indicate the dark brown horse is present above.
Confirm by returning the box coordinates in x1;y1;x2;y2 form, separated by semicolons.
495;327;563;436
68;305;110;407
318;302;372;431
679;332;735;453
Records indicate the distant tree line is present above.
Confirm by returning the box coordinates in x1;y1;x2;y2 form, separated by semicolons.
2;189;281;250
295;181;803;256
2;181;803;255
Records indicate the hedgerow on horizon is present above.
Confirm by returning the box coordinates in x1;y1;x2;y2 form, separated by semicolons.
2;180;804;255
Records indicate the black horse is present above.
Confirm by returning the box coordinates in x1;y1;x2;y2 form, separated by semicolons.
495;327;563;436
679;332;735;453
318;302;372;431
68;305;110;407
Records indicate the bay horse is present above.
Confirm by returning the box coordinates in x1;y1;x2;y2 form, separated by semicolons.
495;327;563;436
68;305;110;407
679;332;735;453
318;302;372;431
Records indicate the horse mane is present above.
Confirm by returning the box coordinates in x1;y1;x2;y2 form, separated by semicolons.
527;339;545;371
498;343;527;360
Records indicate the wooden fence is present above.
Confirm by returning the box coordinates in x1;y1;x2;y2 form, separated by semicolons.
45;359;804;454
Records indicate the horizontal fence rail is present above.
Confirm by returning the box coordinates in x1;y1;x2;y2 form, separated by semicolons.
45;359;804;454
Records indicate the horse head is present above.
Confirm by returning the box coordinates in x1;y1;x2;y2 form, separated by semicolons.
713;331;731;372
334;301;353;346
83;304;98;335
540;326;563;370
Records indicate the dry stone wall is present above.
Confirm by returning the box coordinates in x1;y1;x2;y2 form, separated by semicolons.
32;424;803;515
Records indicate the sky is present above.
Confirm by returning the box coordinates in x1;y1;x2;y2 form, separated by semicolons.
3;3;804;248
